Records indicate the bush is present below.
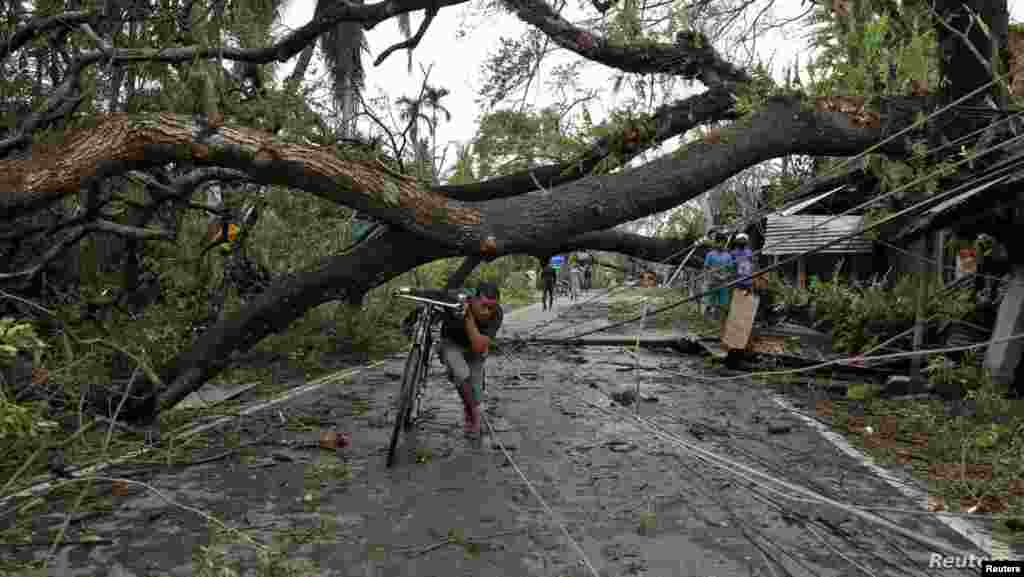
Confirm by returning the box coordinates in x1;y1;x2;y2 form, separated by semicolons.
0;318;50;448
769;273;975;353
0;393;40;442
0;318;48;365
926;351;989;395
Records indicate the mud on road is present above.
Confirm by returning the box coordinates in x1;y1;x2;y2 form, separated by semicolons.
12;290;993;576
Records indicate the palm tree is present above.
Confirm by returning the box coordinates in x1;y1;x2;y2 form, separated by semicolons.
397;83;451;184
396;94;431;180
314;0;368;138
311;1;416;138
422;85;452;184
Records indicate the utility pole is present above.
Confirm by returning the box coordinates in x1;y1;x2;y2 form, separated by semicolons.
909;237;929;392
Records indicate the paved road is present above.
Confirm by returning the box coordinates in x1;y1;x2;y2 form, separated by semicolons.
17;289;995;576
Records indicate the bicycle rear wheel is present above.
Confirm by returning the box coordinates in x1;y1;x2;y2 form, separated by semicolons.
387;343;424;468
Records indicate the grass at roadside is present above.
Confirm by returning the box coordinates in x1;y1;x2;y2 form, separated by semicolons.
606;287;718;334
809;383;1024;547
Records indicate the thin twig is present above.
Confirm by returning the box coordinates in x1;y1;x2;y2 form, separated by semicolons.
0;539;115;548
373;5;438;67
0;289;57;317
58;476;268;551
0;420;97;499
398;527;533;557
44;364;141;565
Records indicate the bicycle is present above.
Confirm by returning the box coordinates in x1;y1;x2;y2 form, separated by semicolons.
387;287;467;468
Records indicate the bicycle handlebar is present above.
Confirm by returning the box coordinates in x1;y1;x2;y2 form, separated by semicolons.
393;287;465;309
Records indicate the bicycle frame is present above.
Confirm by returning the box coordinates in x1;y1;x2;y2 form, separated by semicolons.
388;290;463;467
404;300;444;424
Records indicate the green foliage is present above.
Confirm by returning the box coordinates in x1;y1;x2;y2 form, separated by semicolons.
0;321;52;469
731;63;779;117
660;204;704;241
586;109;657;176
193;522;319;577
833;368;1023;524
637;510;657;535
0;318;48;365
772;271;974;353
806;1;938;99
607;0;644;43
926;351;990;395
0;393;43;445
447;144;477;185
861;205;893;240
846;382;881;400
472;107;589;179
0;317;50;453
477;34;545;108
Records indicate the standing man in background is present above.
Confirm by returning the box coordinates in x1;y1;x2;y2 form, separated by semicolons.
703;231;734;320
541;263;557;311
730;233;753;291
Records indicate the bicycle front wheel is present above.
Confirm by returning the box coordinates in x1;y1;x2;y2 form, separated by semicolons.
387;343;424;468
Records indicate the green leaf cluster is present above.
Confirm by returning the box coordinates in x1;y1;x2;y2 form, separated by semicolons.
477;35;543;109
585;108;658;175
926;351;991;396
771;272;975;353
471;107;589;180
805;1;938;100
0;394;43;444
731;63;779;117
607;0;644;44
0;318;48;366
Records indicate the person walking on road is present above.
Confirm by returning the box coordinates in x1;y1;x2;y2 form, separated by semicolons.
569;263;582;301
541;264;557;311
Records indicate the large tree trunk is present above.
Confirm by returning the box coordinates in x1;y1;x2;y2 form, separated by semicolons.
339;77;359;139
155;228;452;414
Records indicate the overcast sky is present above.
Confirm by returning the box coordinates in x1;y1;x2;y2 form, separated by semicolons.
277;0;1024;178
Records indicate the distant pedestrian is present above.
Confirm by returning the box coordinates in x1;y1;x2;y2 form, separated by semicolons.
703;231;734;320
542;264;557;311
584;265;593;290
569;264;581;301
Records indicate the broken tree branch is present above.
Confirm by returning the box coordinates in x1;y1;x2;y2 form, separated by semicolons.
90;219;174;240
500;0;748;85
433;84;741;200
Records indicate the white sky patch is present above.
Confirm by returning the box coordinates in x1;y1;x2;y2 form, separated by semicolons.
276;0;1024;178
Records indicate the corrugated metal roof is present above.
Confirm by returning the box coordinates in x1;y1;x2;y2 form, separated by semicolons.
763;215;873;255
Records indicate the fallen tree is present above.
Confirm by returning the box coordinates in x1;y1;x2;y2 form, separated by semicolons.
0;0;1005;422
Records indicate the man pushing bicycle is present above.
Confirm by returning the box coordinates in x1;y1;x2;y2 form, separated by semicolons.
439;281;503;441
